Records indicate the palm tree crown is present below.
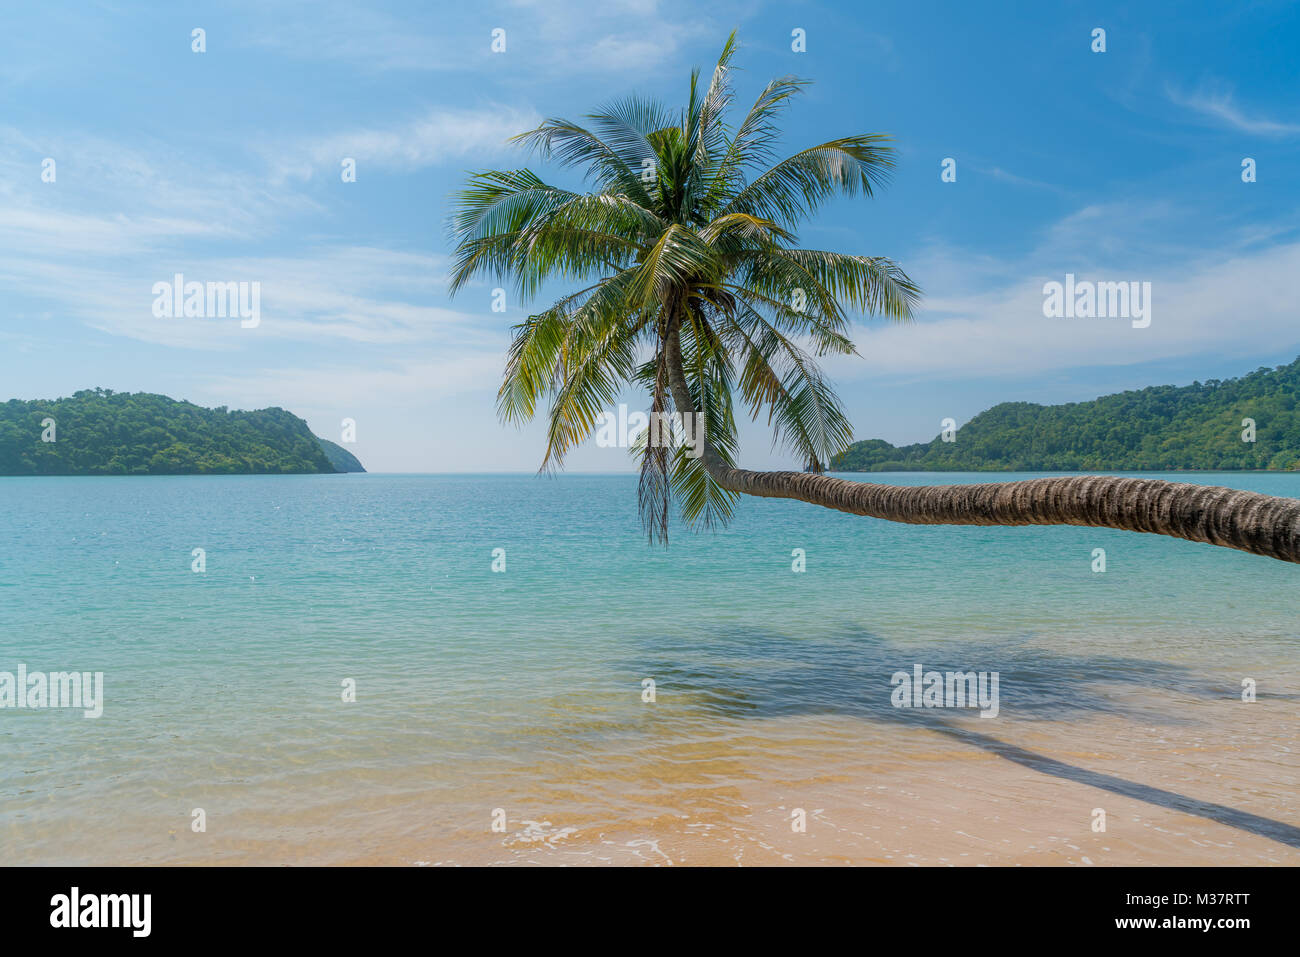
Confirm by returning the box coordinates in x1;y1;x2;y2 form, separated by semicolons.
450;33;920;541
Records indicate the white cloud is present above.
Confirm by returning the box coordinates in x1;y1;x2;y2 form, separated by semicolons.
271;107;541;182
24;247;500;349
0;119;518;348
0;127;320;255
198;352;507;410
232;0;714;76
236;1;468;72
830;238;1300;382
581;23;700;71
1167;84;1300;136
971;164;1069;193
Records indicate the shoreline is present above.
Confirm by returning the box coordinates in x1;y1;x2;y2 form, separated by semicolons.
11;693;1296;867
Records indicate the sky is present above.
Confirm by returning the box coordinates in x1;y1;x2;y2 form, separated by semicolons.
2;0;1298;472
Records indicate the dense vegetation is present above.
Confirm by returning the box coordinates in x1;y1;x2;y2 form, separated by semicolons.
0;389;361;475
832;358;1300;472
318;438;366;473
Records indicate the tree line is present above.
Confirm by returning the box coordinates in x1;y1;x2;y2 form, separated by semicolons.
832;358;1300;472
0;389;352;475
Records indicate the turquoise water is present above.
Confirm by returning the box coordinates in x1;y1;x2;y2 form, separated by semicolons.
1;472;1297;864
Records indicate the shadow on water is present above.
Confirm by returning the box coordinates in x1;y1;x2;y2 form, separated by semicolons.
622;624;1300;849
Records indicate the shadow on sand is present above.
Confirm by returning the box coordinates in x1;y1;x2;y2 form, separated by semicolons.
624;624;1300;849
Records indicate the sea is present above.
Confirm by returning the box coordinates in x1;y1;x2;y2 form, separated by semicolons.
1;472;1297;865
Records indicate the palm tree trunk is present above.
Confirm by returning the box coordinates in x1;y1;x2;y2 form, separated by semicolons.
663;325;1300;564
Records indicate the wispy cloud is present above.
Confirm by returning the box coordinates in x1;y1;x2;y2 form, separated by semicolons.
267;107;541;182
963;162;1071;194
231;0;713;76
0;126;320;251
1167;83;1300;136
199;352;507;410
1;244;498;350
234;0;468;72
0;117;524;347
575;21;705;72
828;212;1300;383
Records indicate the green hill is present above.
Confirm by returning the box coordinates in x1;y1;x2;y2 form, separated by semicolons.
831;358;1300;472
317;437;366;473
0;389;364;476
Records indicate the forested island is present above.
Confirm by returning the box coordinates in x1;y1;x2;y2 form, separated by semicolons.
832;357;1300;472
0;390;365;475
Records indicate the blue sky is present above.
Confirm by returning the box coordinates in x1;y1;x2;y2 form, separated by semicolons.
2;0;1298;472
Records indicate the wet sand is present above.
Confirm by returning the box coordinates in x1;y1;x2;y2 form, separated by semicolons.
119;689;1298;866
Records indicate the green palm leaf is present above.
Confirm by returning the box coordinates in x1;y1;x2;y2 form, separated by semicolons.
449;30;919;541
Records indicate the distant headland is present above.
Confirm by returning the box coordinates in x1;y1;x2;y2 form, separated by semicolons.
832;357;1300;472
0;389;364;476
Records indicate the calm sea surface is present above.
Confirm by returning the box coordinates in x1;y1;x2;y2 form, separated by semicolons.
1;472;1297;865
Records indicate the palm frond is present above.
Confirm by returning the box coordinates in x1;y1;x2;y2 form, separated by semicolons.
448;34;922;543
511;119;655;207
722;135;896;228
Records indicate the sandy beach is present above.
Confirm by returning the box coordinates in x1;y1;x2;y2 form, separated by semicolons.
65;682;1297;867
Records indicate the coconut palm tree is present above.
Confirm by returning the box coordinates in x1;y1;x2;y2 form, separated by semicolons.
449;34;1300;564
